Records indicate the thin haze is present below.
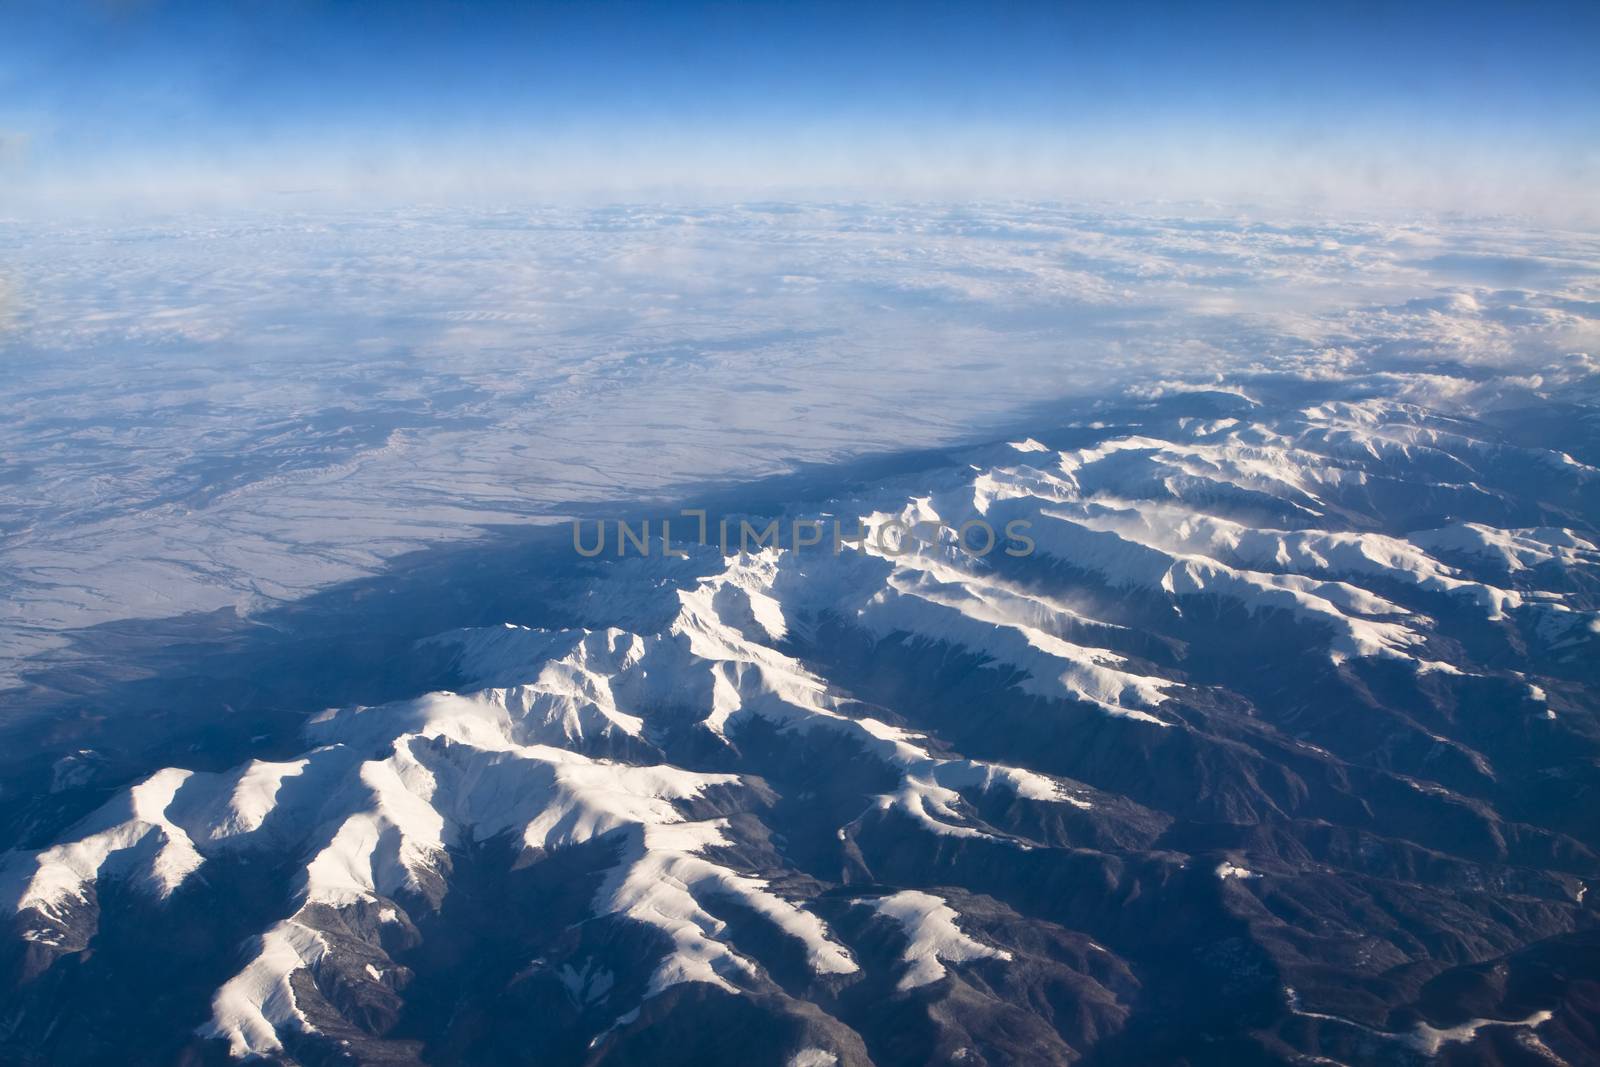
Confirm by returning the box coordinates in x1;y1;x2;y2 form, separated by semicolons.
3;0;1598;216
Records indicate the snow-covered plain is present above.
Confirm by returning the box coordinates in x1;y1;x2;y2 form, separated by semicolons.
3;203;1598;684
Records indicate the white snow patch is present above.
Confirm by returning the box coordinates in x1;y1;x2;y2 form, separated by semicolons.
200;919;331;1058
6;767;204;917
788;1050;839;1067
1284;985;1554;1056
871;890;1011;991
1407;1011;1554;1056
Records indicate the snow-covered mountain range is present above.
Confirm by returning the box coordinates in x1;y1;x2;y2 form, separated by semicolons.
4;381;1598;1065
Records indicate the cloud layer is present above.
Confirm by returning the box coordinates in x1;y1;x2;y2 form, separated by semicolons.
2;202;1597;682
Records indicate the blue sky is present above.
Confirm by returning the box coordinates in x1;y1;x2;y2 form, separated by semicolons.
4;0;1598;212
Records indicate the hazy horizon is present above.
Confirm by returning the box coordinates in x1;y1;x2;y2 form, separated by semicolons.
4;0;1598;219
